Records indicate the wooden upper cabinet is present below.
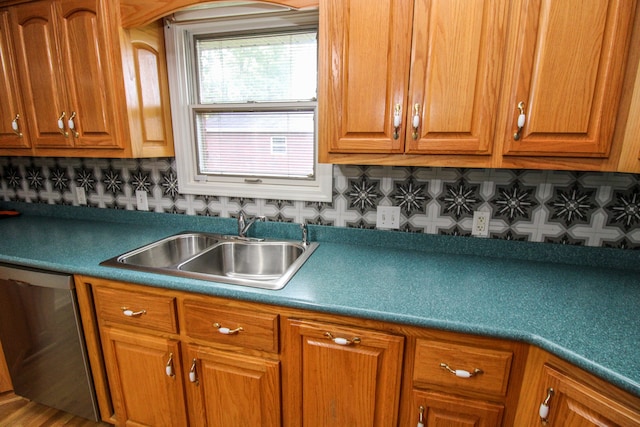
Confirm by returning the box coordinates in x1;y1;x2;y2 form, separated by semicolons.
10;1;70;148
0;9;30;152
319;0;412;155
406;0;508;156
6;0;174;158
319;0;509;166
500;0;637;164
11;0;122;150
56;0;124;149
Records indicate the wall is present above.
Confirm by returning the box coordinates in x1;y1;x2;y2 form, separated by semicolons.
1;156;639;249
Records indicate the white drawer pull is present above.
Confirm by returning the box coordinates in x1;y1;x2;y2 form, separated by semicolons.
440;362;483;378
214;322;243;335
121;307;147;317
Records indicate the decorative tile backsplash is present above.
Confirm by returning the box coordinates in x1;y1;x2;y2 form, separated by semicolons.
1;156;639;249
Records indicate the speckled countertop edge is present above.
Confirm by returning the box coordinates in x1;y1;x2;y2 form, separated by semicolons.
1;202;639;398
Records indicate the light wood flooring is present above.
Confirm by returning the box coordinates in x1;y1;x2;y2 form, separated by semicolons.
0;392;110;427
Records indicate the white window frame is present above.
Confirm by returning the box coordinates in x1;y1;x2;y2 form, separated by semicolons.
164;5;332;202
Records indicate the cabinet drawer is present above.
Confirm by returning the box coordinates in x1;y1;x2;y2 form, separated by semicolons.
182;300;279;353
413;339;513;397
93;286;178;334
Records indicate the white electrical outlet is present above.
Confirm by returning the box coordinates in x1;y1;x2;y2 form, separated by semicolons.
136;190;149;211
471;211;490;237
376;206;401;229
75;187;87;205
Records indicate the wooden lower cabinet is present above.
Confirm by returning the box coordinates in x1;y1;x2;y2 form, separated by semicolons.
184;344;280;427
515;347;640;427
100;327;189;426
281;318;404;427
79;276;640;427
411;390;503;427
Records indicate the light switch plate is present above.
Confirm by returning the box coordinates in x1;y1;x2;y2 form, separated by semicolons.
75;187;87;205
376;206;400;229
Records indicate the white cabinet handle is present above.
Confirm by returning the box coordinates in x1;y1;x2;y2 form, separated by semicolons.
189;358;198;384
57;112;68;137
324;331;361;346
539;388;554;425
11;114;22;137
213;322;243;335
513;101;526;140
165;353;175;377
412;103;420;139
68;111;79;138
120;307;147;317
416;405;425;427
393;103;402;140
439;362;483;378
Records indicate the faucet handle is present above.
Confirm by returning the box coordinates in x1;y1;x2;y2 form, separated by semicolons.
301;223;309;247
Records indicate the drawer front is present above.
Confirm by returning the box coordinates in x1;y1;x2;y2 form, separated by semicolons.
93;286;178;334
182;300;279;353
413;339;513;397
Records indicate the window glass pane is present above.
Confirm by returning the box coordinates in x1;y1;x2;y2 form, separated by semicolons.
195;110;315;178
196;31;317;103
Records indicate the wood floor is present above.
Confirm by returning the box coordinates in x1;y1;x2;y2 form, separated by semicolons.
0;392;110;427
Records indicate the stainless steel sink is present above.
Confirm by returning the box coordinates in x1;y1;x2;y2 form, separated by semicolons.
100;231;318;290
116;233;221;268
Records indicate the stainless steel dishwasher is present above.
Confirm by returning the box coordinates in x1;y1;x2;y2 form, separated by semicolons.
0;263;99;421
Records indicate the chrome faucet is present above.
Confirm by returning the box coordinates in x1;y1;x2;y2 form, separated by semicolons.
237;212;266;237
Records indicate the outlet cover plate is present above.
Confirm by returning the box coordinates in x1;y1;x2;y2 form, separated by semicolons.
376;206;400;229
471;211;490;237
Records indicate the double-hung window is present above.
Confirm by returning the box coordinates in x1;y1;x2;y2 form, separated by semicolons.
165;3;332;201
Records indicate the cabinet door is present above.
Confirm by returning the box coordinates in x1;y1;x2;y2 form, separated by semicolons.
185;344;281;427
101;327;189;426
10;0;70;148
282;318;404;427
534;365;640;427
412;390;503;427
0;10;30;151
501;0;636;159
405;0;508;155
56;0;123;149
318;0;413;154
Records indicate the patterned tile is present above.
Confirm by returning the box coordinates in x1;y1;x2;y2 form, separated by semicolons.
2;156;640;249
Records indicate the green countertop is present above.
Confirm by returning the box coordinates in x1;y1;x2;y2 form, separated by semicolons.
0;202;639;398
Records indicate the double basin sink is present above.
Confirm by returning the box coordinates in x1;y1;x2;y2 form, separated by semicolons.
100;232;318;290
